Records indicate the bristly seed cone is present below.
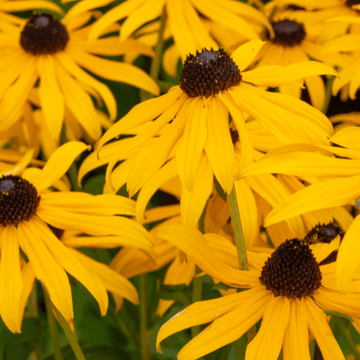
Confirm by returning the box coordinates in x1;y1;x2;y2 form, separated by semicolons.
260;239;322;298
20;14;69;55
346;0;360;8
267;19;306;47
0;175;40;226
180;48;241;97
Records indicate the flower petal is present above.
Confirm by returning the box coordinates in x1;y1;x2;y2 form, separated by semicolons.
32;141;90;191
18;220;74;322
0;226;23;333
246;296;290;360
231;39;265;72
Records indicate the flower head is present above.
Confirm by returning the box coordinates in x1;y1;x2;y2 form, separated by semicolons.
0;141;153;333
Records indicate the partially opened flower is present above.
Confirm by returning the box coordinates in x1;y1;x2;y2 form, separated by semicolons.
0;11;159;141
62;0;271;61
94;40;336;200
0;141;152;333
155;224;359;360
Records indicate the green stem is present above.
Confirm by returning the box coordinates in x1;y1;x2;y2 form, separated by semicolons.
51;303;87;360
228;186;248;271
114;311;138;350
191;266;203;338
43;290;64;360
228;186;257;344
338;319;360;360
322;75;335;115
140;274;150;360
156;79;174;93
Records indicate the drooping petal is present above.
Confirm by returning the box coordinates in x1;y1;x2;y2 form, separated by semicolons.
31;218;108;316
181;152;213;227
176;97;208;191
230;39;265;72
36;206;153;252
283;299;310;360
0;226;23;333
31;141;90;191
153;224;260;287
246;296;290;360
204;96;235;194
18;221;74;322
68;248;139;305
304;298;345;360
37;55;65;139
40;192;135;216
336;215;360;294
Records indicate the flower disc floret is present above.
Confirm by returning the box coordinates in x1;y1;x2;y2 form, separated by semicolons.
346;0;360;7
304;222;344;245
0;175;40;226
180;48;241;97
269;19;306;47
20;14;69;55
260;238;322;298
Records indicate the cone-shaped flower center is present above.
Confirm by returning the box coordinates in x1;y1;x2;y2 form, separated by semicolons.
0;175;41;226
304;222;344;266
346;0;360;7
269;19;306;47
260;239;322;298
180;48;242;97
20;14;69;55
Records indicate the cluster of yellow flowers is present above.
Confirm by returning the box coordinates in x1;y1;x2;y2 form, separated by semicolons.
0;0;360;359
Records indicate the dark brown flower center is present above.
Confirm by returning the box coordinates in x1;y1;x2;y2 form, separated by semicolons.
260;238;322;298
20;14;69;55
268;20;306;47
304;222;344;266
346;0;360;8
180;48;241;97
0;175;41;226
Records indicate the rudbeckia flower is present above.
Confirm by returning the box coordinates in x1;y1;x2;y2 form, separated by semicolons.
62;0;271;61
0;0;63;26
0;11;159;141
155;224;359;360
0;141;152;333
95;40;336;199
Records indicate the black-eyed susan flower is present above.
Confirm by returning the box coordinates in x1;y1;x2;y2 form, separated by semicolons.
94;40;336;202
0;141;152;333
0;11;159;141
155;224;359;360
62;0;271;61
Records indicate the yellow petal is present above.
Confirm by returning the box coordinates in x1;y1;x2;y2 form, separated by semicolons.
181;152;213;227
304;298;345;360
36;205;153;252
246;296;290;360
153;224;259;287
283;299;310;360
18;221;74;322
0;226;23;333
32;141;90;192
37;55;65;139
336;215;360;294
31;218;108;316
231;39;265;71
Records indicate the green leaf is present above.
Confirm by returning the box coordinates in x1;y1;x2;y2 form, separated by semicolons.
323;310;354;322
157;281;191;307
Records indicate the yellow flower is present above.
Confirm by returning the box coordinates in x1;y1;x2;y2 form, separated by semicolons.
62;0;271;61
94;40;336;201
0;141;152;333
0;0;63;26
155;224;358;360
0;11;159;141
